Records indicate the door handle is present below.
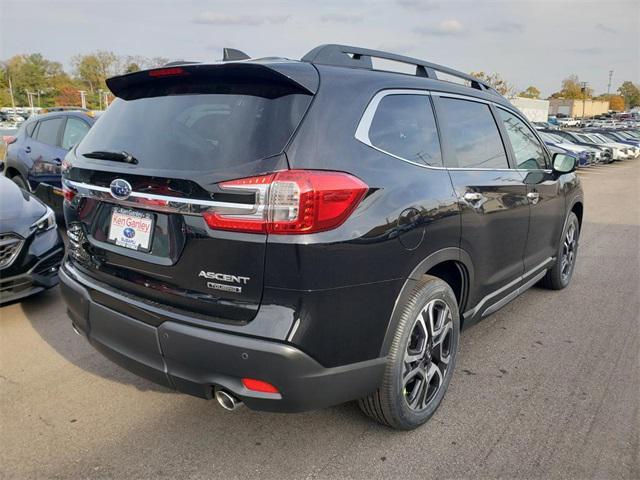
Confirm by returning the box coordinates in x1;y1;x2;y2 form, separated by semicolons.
527;192;540;204
463;192;484;203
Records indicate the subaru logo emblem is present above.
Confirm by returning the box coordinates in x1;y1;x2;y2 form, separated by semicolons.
110;179;132;200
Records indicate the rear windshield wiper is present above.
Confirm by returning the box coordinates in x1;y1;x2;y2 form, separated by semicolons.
82;150;138;164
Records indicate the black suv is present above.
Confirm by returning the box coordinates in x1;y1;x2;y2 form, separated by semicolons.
60;45;583;430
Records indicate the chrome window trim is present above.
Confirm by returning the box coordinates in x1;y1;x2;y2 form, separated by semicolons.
355;88;547;172
354;89;440;170
64;180;257;216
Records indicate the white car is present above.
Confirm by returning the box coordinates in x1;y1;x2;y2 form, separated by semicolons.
579;133;635;160
557;117;581;128
540;132;602;164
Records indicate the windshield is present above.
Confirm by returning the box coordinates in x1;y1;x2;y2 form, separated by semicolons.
577;134;598;143
546;133;565;143
77;91;312;173
593;134;612;143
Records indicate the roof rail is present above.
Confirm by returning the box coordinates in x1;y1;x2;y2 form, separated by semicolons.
301;44;492;93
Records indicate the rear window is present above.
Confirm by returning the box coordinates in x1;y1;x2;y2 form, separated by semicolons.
77;91;311;172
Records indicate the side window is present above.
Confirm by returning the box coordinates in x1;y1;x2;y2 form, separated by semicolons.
498;109;549;170
25;121;37;137
437;97;509;169
35;118;64;146
367;94;442;167
61;117;91;150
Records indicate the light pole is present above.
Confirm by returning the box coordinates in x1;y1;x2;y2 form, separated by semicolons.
580;81;588;119
607;70;613;95
25;91;36;116
78;90;87;109
7;75;16;110
98;89;103;110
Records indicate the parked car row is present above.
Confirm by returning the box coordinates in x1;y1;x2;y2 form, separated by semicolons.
534;125;640;166
0;110;97;303
545;115;640;130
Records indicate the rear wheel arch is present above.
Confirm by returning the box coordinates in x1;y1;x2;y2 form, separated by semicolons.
4;166;21;179
380;248;473;356
571;201;583;229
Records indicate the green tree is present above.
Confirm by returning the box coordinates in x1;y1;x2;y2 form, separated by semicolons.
518;86;541;99
72;51;118;92
125;62;141;73
617;81;640;109
470;71;516;97
1;54;71;107
550;75;593;100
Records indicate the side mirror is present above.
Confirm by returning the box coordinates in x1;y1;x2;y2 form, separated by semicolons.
552;153;576;174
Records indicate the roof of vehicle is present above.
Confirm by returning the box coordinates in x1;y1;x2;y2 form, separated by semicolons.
23;110;98;123
106;44;513;109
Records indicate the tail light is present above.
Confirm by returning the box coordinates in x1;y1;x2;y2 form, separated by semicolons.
203;170;368;235
2;135;16;145
62;184;76;202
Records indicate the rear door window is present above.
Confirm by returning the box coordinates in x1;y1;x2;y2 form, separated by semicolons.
437;97;509;169
35;117;64;146
367;94;442;167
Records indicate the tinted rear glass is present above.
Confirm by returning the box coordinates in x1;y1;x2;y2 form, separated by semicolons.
77;91;311;172
368;94;442;167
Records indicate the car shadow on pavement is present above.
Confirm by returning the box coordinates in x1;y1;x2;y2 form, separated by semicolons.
20;286;176;394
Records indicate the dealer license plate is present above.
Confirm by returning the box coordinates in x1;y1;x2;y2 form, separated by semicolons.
107;207;154;252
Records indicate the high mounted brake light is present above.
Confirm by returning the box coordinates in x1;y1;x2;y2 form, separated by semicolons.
148;67;187;77
202;170;368;235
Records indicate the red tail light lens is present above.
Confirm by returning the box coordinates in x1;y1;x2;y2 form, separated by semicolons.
242;378;279;394
2;135;16;145
202;170;368;235
62;185;76;202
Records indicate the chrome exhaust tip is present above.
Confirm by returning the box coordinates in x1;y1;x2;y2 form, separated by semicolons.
71;323;82;336
215;389;242;411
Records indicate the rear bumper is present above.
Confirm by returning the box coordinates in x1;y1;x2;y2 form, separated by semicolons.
59;264;386;412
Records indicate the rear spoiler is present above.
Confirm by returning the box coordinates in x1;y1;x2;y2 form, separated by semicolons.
106;61;319;100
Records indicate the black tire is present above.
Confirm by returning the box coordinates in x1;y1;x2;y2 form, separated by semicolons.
542;212;580;290
11;174;29;191
358;275;460;430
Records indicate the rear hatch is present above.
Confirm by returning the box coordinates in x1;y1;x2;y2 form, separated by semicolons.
64;61;317;324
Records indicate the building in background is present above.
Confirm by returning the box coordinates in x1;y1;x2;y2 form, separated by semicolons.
509;97;550;122
548;99;610;117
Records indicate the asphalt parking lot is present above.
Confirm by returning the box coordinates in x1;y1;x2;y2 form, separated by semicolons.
1;160;639;480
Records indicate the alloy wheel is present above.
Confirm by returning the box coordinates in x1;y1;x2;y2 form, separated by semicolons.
402;299;453;411
561;222;577;282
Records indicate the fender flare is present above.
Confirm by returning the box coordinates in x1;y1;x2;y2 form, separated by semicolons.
379;247;474;357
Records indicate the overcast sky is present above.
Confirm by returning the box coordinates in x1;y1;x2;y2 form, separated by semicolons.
1;0;638;96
